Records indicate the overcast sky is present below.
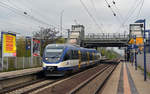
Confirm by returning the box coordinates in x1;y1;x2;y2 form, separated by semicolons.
1;0;149;55
0;0;149;36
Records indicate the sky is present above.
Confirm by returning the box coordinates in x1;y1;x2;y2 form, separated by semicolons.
0;0;149;36
0;0;149;54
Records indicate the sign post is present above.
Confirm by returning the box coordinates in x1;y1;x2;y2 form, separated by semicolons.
134;35;137;70
135;19;147;81
1;32;16;71
143;19;147;81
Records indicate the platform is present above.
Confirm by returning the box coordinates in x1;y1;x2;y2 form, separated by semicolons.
101;62;150;94
0;67;42;80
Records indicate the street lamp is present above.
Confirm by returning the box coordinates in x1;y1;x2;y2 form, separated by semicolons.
60;10;64;36
135;19;147;81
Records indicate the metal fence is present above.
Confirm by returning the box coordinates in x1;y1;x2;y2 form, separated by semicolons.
85;33;129;40
137;53;150;72
0;56;42;72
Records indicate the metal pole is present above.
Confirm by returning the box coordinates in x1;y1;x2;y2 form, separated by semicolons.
149;31;150;53
143;19;147;81
7;57;8;70
134;35;137;70
135;49;137;70
23;57;24;69
60;10;64;36
31;37;33;68
67;29;70;43
1;32;3;71
15;57;17;69
131;53;133;65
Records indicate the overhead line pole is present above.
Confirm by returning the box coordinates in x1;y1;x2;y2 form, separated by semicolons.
143;19;147;81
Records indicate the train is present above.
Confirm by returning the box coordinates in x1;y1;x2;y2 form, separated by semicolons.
42;44;101;76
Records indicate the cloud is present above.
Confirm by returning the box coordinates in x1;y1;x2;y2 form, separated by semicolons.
0;0;149;36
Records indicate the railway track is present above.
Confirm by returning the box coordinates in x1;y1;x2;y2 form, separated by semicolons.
0;61;118;94
33;63;117;94
70;64;116;94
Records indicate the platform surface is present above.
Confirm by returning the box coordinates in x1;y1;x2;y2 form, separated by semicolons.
101;62;150;94
0;67;42;80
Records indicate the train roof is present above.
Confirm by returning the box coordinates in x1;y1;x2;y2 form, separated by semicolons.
46;44;97;52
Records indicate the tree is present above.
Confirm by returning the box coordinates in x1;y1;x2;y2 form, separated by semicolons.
16;37;26;57
33;27;60;56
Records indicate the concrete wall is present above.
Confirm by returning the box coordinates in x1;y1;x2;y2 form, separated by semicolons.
137;53;150;72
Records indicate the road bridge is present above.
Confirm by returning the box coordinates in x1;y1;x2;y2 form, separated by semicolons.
80;33;129;48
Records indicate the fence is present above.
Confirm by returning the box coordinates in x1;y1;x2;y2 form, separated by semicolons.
0;56;42;72
85;33;129;39
137;53;150;72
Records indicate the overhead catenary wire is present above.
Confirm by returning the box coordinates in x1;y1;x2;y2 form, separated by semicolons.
103;0;127;33
122;0;143;25
17;0;62;29
12;0;67;32
0;1;64;31
136;0;145;20
110;0;128;32
80;0;104;33
104;0;116;16
89;0;106;32
115;0;144;33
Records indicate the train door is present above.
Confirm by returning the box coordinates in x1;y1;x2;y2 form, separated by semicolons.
92;52;95;64
87;52;90;65
78;50;81;68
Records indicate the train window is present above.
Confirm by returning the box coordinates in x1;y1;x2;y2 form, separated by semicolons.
74;50;78;59
89;53;92;60
85;52;88;61
81;51;87;61
64;50;72;61
64;52;69;61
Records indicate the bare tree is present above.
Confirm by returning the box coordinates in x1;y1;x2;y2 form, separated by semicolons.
33;27;61;55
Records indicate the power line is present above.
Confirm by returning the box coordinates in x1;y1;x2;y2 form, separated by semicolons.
116;0;143;33
136;0;144;19
110;0;128;32
80;0;104;33
0;1;63;31
89;0;105;32
122;0;142;24
104;0;116;16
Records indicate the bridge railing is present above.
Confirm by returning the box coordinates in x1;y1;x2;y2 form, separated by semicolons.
84;33;129;40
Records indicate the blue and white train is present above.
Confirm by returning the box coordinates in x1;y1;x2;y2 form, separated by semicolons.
42;44;101;76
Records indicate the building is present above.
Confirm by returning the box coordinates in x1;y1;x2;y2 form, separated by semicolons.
69;25;85;45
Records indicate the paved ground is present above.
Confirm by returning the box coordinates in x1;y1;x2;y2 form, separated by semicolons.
128;63;150;94
101;62;150;94
101;62;121;94
0;67;42;80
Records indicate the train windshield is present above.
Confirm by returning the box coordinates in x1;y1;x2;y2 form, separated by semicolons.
45;45;64;58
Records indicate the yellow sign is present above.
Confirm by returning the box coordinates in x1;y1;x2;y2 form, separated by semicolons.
3;33;16;57
129;37;143;45
128;38;134;44
128;37;144;51
136;37;143;45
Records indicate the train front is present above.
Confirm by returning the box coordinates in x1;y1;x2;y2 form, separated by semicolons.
42;44;66;76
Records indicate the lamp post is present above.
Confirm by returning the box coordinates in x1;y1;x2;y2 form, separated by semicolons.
134;35;137;70
135;19;147;81
60;10;64;36
143;19;147;81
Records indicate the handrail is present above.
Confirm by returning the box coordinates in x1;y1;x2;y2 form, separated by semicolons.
85;33;129;39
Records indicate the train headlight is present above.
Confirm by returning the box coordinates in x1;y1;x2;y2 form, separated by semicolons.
56;58;60;61
45;58;48;60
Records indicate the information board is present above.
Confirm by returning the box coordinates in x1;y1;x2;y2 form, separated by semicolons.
1;32;16;57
